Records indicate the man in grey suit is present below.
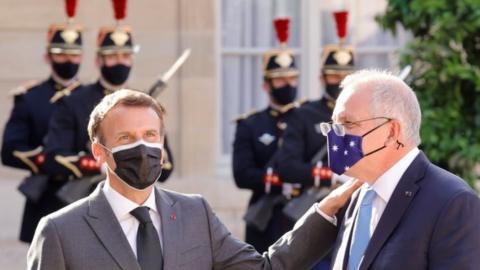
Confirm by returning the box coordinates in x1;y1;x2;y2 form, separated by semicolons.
317;70;480;269
27;89;361;270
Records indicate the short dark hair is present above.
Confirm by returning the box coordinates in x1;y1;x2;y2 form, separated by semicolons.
88;89;166;144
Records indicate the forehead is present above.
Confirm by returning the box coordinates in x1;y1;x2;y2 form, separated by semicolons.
333;84;372;121
101;104;160;136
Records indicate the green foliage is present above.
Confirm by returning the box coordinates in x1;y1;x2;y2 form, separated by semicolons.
376;0;480;188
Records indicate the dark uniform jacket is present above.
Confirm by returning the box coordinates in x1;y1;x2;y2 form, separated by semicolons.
275;98;334;185
232;107;293;204
43;81;174;181
1;77;78;242
232;106;295;252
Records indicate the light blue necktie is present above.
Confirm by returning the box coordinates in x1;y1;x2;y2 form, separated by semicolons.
348;187;376;270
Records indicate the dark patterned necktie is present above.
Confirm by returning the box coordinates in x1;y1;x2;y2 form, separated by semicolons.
130;206;163;270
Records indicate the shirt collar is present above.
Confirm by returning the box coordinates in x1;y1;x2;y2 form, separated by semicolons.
102;179;158;222
370;147;420;204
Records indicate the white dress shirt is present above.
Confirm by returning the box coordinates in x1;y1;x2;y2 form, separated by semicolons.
358;147;419;235
317;147;420;232
102;180;163;257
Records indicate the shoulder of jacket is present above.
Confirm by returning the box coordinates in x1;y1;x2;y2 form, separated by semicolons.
280;98;309;113
232;108;261;123
9;80;40;97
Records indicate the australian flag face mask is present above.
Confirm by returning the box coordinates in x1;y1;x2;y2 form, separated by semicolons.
326;119;391;175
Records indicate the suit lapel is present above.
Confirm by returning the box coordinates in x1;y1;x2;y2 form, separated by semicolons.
360;152;429;270
332;191;361;270
156;187;180;270
84;182;141;270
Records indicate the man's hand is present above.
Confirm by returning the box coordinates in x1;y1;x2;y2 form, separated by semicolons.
318;179;363;217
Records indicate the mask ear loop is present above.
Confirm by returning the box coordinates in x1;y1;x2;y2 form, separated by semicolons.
363;145;387;157
361;119;392;138
361;119;392;157
95;143;116;175
97;143;113;155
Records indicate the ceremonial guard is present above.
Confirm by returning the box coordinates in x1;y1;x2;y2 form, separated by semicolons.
232;18;302;253
0;0;83;243
275;10;355;269
43;0;174;204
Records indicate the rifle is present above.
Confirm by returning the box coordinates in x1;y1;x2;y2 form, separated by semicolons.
243;167;287;232
398;65;412;81
282;144;332;221
148;48;191;98
13;146;49;203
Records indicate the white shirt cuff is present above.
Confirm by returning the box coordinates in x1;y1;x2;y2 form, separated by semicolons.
315;203;337;226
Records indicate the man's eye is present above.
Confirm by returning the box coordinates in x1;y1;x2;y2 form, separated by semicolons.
146;131;157;137
119;135;129;140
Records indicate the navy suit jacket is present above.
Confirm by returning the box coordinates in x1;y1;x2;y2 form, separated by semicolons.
330;151;480;270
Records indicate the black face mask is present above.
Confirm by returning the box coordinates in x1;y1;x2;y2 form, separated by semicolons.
270;83;297;105
103;140;163;190
52;61;79;80
325;84;341;100
101;64;131;86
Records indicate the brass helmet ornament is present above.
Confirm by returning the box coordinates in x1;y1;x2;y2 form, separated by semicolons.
262;17;299;106
321;10;355;102
97;0;138;56
46;0;83;81
263;17;299;80
97;0;139;87
47;0;83;56
321;10;355;75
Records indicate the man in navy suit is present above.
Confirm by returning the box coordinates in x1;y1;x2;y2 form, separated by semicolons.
317;69;480;270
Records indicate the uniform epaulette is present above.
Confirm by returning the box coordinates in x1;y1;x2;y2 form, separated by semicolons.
8;80;39;97
232;109;259;123
50;81;82;103
280;98;308;113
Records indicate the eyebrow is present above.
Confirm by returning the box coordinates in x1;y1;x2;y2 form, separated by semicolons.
114;131;130;138
145;129;160;134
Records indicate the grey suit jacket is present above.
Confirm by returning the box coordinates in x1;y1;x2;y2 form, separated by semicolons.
330;152;480;270
28;182;336;270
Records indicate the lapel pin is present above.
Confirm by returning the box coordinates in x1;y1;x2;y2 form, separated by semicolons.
170;212;177;221
405;191;413;197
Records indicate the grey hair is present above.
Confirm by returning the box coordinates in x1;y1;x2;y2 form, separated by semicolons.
340;69;422;146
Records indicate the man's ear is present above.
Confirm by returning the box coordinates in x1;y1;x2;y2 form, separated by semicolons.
44;53;51;65
319;73;326;85
95;55;103;68
160;148;165;165
386;120;401;146
262;80;271;94
91;142;106;165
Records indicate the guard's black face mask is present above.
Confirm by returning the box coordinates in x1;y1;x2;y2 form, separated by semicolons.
325;83;341;100
270;82;297;105
101;64;131;86
52;61;79;80
102;140;163;190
